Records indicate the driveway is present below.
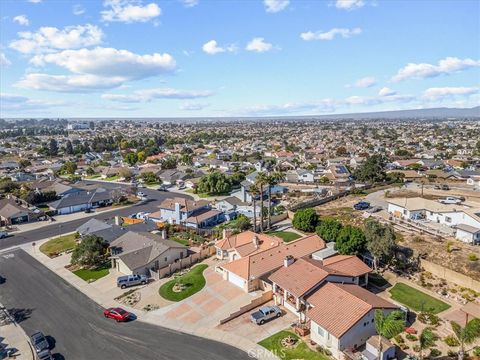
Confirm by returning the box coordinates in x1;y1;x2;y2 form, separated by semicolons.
0;248;250;360
218;301;297;343
146;266;264;330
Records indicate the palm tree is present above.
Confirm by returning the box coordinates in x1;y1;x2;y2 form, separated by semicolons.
249;184;260;233
450;318;480;360
255;172;268;232
374;310;405;359
418;327;435;360
265;171;284;230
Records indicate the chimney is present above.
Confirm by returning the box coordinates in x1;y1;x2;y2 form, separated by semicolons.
161;229;167;240
284;255;294;267
252;235;260;248
114;216;122;226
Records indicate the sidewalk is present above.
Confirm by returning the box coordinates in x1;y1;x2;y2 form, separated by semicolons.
0;305;33;360
20;239;276;360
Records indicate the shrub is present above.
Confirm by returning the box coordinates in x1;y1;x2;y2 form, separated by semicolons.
406;334;418;341
292;208;319;232
447;350;457;358
418;312;441;326
429;348;441;358
468;253;479;261
473;347;480;357
443;335;460;347
394;335;405;344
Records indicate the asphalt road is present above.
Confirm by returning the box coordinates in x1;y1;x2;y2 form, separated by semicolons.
0;183;192;250
0;248;250;360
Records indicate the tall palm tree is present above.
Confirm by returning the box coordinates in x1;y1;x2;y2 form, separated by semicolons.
374;310;405;359
255;172;268;233
450;318;480;360
418;327;435;360
266;171;284;230
249;184;260;233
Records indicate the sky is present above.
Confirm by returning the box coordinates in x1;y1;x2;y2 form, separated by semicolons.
0;0;479;118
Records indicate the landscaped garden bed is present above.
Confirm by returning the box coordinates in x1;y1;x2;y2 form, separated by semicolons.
159;264;208;301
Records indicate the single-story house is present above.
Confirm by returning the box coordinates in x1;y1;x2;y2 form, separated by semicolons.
0;198;31;225
455;224;480;245
48;188;114;215
109;231;188;275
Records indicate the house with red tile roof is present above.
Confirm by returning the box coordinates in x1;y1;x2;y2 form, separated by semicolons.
269;256;372;321
215;232;326;292
214;231;282;261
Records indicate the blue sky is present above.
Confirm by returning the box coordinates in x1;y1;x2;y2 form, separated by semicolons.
0;0;479;117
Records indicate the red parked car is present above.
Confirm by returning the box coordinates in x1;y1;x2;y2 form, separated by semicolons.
103;307;131;322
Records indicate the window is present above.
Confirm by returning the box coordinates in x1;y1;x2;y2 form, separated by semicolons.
403;209;407;215
164;257;168;262
317;326;324;337
446;216;452;223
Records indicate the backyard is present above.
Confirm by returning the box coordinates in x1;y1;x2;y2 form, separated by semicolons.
258;330;330;360
39;233;78;257
159;264;208;301
389;283;451;314
267;230;302;243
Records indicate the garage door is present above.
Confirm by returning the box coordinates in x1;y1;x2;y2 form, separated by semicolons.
227;272;245;289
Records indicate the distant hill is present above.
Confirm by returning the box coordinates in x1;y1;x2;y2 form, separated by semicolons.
304;106;480;120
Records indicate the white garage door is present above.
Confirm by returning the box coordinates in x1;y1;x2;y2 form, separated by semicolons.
228;272;245;289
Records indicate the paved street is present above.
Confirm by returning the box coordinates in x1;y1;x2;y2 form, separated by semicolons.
0;248;250;360
0;183;192;251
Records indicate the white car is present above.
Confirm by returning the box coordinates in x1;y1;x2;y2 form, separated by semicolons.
439;197;462;205
137;191;146;198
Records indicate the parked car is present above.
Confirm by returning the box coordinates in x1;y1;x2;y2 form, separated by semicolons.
433;185;441;190
250;306;282;325
103;307;131;322
117;274;148;289
441;184;450;190
137;191;146;198
353;201;370;210
0;231;8;239
137;183;145;188
439;197;462;204
158;185;168;192
37;349;54;360
30;331;49;353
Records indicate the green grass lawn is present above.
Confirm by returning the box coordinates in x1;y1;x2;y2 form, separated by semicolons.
39;233;78;257
389;283;451;314
73;263;110;282
105;175;120;181
258;330;330;360
267;231;302;243
159;264;208;301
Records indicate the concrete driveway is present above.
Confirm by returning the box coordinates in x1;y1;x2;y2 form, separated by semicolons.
218;301;297;343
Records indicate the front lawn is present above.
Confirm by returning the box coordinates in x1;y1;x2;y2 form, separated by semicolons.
105;175;120;181
389;283;451;314
258;330;330;360
73;263;110;282
39;233;78;257
159;264;208;301
267;231;302;243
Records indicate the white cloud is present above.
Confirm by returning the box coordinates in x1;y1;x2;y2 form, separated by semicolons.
0;53;11;67
300;27;362;41
264;0;289;13
246;37;274;53
0;93;66;112
13;15;29;26
392;57;480;82
349;76;376;88
202;40;236;55
180;0;199;7
335;0;364;10
73;4;86;15
180;102;210;111
28;0;42;3
15;73;126;92
422;87;478;101
378;87;396;96
9;24;103;54
30;47;175;80
101;0;161;23
102;88;213;102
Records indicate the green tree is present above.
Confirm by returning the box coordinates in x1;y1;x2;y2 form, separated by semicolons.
335;225;366;255
354;154;387;183
374;310;405;358
65;140;74;155
61;161;77;175
365;219;396;270
292;208;319;232
18;159;31;169
124;152;138;166
48;138;58;156
197;172;232;195
450;319;480;360
137;150;146;163
418;327;436;360
140;171;160;185
235;214;251;231
316;217;343;242
70;235;107;268
161;156;178;169
117;167;133;180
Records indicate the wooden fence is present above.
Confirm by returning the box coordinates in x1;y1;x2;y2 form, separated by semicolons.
149;246;216;280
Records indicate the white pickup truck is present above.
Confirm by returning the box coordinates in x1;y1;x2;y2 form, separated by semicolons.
439;197;462;204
